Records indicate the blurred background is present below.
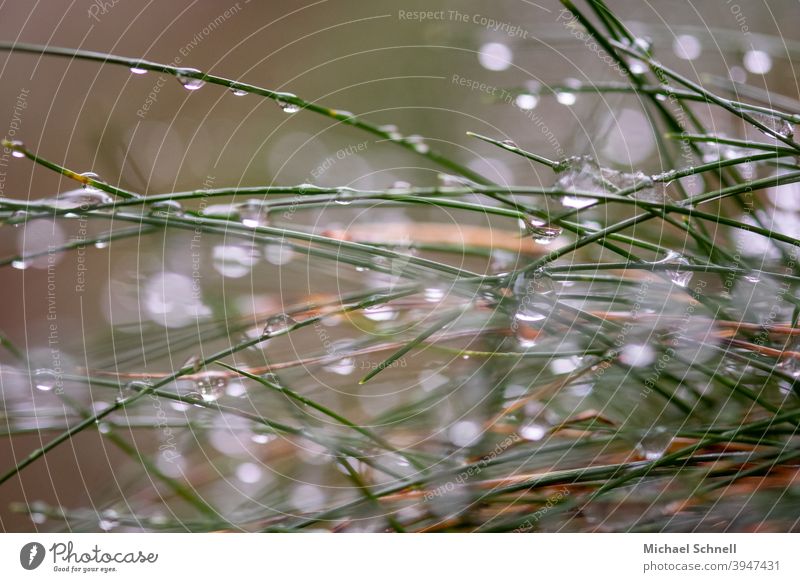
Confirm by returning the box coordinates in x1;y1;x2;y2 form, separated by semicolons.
1;0;799;532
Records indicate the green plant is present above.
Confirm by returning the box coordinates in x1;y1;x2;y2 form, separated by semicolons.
1;0;799;532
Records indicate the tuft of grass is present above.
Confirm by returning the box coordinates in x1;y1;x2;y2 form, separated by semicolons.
1;0;800;532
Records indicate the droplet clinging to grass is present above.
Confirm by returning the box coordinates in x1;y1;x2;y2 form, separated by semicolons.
175;67;205;90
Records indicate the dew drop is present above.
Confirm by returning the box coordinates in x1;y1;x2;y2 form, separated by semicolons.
11;259;29;270
175;68;205;90
448;420;482;447
554;156;605;209
520;216;562;245
8;140;25;157
653;251;693;287
743;49;772;75
747;111;794;139
263;313;297;336
635;427;672;461
501;139;517;148
380;124;402;140
276;93;301;113
323;358;356;376
619;343;656;368
196;372;227;402
389;180;412;192
125;380;153;393
230;87;248;96
212;243;260;278
515;93;538;110
11;209;29;224
34;369;58;391
250;431;273;444
512;269;555;324
98;510;120;532
363;304;397;322
404;135;429;154
237;199;267;228
672;34;702;61
148;200;183;217
235;462;263;484
632;37;653;54
130;67;148;75
182;355;203;372
478;42;512;71
61;187;113;208
520;423;547;441
555;91;576;106
424;287;446;303
264;243;294;265
333;188;356;205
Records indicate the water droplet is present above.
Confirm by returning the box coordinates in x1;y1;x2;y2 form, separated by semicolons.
478;42;512;71
448;420;482;447
424;287;446;303
363;304;397;322
97;422;112;434
235;462;263;484
520;423;547;441
437;173;476;189
743;272;761;284
333;188;356;205
276;93;301;113
323;358;355;376
30;511;47;524
264;243;294;266
500;139;517;148
34;369;57;391
554;156;606;209
743;49;772;75
263;313;297;336
148;200;183;217
11;209;29;224
513;269;555;324
652;251;693;287
747;111;794;139
635;427;672;461
619;343;656;367
237;199;268;228
631;36;653;54
125;380;153;393
628;59;648;75
212;243;260;278
514;93;538;110
182;355;203;372
230;87;248;96
250;431;273;444
672;34;701;61
380;124;402;140
196;372;227;402
61;187;113;208
98;510;120;531
555;91;576;106
520;216;562;245
779;338;800;377
11;259;29;270
8;140;25;157
94;239;109;249
175;68;205;90
389;180;412;192
130;67;148;75
404;135;429;154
